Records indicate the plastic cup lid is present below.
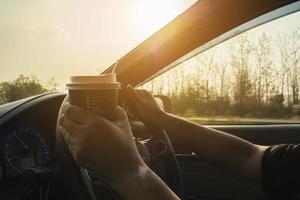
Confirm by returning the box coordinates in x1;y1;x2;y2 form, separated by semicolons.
66;74;121;90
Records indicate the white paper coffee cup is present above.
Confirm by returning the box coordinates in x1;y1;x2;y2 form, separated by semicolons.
66;73;121;120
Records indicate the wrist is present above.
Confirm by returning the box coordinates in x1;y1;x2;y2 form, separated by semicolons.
156;109;169;127
159;112;174;128
107;161;180;200
107;162;152;194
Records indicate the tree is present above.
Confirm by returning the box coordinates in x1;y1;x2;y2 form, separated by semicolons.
278;30;300;105
254;33;273;104
140;26;300;119
289;30;300;104
0;75;57;104
195;50;217;100
230;34;254;115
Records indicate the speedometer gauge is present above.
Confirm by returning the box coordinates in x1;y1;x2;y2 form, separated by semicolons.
4;128;50;172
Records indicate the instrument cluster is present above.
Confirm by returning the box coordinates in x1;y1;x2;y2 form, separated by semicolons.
0;123;54;178
0;94;63;179
4;127;51;173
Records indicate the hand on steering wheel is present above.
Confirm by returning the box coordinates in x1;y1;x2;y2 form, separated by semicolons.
126;85;166;129
55;93;183;200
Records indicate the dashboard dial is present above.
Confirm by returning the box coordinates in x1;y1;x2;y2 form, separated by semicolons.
4;128;50;172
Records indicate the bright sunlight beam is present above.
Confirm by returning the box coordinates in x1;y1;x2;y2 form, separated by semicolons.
130;0;182;40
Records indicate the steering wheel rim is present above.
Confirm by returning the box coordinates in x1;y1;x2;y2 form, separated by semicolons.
146;129;184;198
53;96;184;200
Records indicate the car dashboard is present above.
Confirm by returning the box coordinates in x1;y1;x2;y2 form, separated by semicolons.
2;92;300;200
0;92;157;200
0;93;65;199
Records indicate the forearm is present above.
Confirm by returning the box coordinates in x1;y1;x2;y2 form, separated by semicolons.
160;112;266;182
109;164;180;200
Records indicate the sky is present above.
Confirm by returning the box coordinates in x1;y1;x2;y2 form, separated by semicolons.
0;0;196;88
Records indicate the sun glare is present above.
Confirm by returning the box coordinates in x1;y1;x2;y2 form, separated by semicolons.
131;0;181;39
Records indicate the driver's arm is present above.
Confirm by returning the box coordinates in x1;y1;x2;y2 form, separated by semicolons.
162;113;267;182
126;86;267;183
59;102;180;200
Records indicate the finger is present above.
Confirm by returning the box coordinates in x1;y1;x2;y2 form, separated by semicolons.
137;90;159;108
60;101;71;114
135;89;157;105
139;90;154;101
59;115;80;135
126;85;143;105
65;105;97;124
64;133;81;158
114;106;133;134
58;122;75;147
59;116;83;148
115;106;129;122
59;126;72;145
61;102;93;124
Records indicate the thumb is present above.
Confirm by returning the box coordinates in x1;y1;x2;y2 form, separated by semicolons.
115;106;128;122
126;85;143;105
115;106;132;130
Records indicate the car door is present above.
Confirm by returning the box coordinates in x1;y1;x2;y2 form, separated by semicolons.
139;3;300;200
174;125;300;200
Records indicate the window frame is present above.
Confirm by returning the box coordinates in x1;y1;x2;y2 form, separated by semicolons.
138;1;300;87
139;2;300;125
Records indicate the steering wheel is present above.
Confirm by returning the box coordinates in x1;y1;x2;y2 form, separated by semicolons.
53;95;184;200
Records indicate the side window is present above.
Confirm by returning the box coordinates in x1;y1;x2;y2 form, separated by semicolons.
140;11;300;124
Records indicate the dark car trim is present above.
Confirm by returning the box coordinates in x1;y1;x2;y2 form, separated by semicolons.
0;93;66;125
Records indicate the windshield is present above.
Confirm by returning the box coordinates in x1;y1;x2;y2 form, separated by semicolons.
0;0;195;104
140;7;300;125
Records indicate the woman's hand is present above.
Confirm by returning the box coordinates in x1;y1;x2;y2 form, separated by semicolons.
58;102;146;184
58;102;180;200
126;85;167;128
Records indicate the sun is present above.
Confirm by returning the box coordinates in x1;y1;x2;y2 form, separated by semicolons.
130;0;180;40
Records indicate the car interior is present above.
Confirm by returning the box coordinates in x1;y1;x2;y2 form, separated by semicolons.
1;0;300;200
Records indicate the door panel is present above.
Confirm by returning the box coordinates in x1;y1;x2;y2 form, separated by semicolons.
175;125;300;200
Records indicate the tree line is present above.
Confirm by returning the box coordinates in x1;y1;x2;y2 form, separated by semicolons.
0;75;57;105
142;29;300;119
